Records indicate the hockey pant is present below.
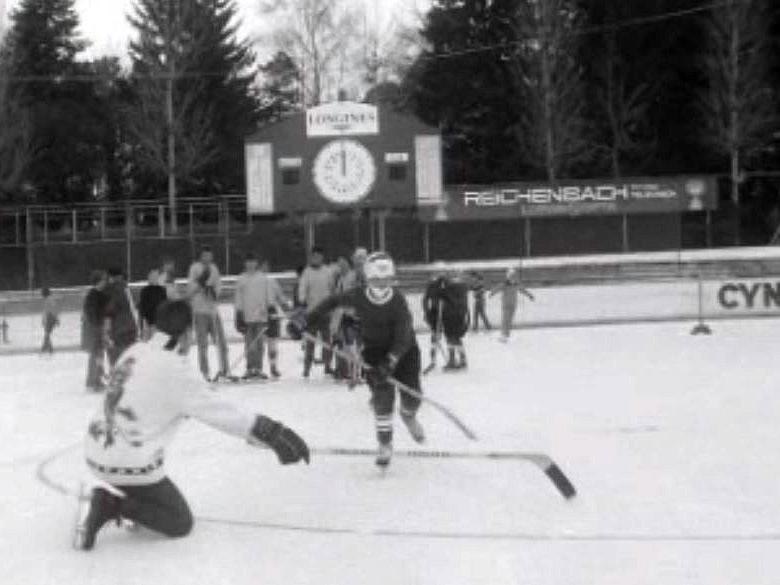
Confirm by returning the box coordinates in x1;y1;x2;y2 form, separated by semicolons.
115;477;193;538
364;345;422;445
442;311;468;365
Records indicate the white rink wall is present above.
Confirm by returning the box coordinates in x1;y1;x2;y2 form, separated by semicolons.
3;275;780;353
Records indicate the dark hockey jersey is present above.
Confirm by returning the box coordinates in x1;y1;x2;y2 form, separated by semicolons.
423;277;468;327
307;287;417;363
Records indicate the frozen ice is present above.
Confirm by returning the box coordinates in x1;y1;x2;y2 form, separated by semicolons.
2;318;780;584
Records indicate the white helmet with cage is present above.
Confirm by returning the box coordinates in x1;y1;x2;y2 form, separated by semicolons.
364;251;396;303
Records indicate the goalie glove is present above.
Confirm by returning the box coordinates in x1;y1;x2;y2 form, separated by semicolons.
250;415;310;465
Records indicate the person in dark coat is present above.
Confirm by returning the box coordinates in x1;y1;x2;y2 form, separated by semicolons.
81;270;110;391
104;267;139;366
138;269;168;341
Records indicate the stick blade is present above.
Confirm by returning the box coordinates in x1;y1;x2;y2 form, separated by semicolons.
544;463;577;499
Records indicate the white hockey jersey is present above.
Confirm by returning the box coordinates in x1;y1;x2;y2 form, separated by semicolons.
84;337;255;486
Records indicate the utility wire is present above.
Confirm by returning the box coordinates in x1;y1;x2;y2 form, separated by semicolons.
0;0;753;83
419;0;751;61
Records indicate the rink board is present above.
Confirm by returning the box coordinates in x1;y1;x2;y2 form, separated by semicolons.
3;275;780;354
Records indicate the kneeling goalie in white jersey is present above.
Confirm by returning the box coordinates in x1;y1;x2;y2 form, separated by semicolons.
76;300;309;551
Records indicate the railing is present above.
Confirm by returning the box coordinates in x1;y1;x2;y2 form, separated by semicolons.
0;196;251;247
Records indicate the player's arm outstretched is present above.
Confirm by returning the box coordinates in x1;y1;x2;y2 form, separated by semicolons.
184;388;309;465
519;286;535;301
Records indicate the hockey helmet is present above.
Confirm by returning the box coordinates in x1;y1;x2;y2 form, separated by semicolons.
364;252;396;281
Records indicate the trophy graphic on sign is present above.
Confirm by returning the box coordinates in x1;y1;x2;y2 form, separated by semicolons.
685;179;706;211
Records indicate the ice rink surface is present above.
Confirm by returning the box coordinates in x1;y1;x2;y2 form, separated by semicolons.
2;319;780;585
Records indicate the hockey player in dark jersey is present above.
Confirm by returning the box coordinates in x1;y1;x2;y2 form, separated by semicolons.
292;252;425;468
423;269;470;370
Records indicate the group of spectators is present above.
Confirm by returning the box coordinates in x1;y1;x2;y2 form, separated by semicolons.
37;246;532;391
76;244;370;391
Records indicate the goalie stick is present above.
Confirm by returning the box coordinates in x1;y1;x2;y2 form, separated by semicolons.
311;447;576;500
301;331;478;441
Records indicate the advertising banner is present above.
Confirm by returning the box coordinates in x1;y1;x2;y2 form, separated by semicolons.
419;176;718;221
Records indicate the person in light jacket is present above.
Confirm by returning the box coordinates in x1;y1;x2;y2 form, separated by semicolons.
187;246;229;380
297;246;336;378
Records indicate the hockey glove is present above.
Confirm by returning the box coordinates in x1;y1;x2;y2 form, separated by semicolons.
366;354;398;386
250;415;310;465
235;310;247;334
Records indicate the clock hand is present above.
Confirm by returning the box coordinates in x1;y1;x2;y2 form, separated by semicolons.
340;142;346;177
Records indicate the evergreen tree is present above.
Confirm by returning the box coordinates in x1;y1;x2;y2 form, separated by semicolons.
402;0;522;183
699;0;776;244
507;0;589;181
128;0;260;205
0;45;32;200
3;0;103;202
258;50;302;123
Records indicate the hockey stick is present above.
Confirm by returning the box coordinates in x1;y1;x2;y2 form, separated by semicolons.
301;331;478;441
311;447;576;500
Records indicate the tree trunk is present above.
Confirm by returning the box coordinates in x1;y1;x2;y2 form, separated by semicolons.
729;0;740;244
167;72;177;234
541;37;555;181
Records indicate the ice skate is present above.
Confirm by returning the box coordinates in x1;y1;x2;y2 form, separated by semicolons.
375;443;393;468
75;487;121;551
270;365;281;379
401;412;426;444
442;350;459;371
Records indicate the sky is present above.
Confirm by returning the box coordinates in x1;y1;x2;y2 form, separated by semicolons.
2;0;431;62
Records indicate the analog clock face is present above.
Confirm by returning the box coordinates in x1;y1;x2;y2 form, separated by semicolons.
312;139;376;204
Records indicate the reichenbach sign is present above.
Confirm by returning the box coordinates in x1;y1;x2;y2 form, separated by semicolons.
420;176;718;221
306;101;379;137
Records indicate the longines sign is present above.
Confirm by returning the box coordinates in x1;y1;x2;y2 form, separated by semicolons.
306;102;379;137
421;176;718;220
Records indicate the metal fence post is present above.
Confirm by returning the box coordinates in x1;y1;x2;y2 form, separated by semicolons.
125;205;132;280
524;217;532;257
26;207;34;290
622;214;629;252
423;221;431;263
223;201;231;275
159;205;165;239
